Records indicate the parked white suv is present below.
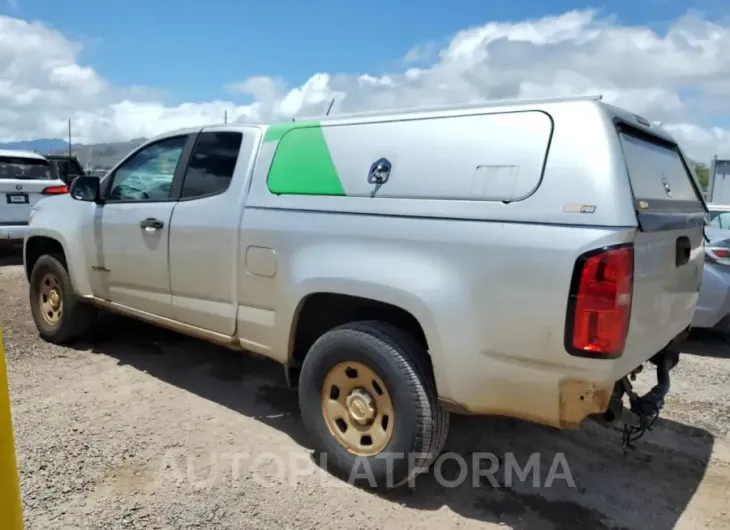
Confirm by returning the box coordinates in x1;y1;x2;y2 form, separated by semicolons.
23;96;705;488
1;149;68;242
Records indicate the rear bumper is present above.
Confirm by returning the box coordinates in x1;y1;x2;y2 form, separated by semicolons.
436;352;617;430
436;332;689;430
0;224;28;242
692;262;730;329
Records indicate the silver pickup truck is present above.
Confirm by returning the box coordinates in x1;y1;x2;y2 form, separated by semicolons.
23;96;707;488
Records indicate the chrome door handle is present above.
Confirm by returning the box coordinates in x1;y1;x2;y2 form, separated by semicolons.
140;217;164;231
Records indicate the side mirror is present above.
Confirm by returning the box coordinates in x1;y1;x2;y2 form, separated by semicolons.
70;175;102;203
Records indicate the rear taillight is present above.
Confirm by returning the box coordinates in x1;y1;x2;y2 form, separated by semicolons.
41;185;69;195
565;244;634;358
705;246;730;266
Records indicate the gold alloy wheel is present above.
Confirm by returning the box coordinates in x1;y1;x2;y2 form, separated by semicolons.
321;361;395;456
39;273;63;326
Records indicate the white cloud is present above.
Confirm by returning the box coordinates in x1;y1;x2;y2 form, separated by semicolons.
403;41;442;64
1;10;730;161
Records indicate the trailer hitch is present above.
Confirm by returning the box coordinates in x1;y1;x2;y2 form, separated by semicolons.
598;344;679;453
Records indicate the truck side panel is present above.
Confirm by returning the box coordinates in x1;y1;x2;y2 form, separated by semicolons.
236;204;635;427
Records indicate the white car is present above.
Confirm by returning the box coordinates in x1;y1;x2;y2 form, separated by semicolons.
693;204;730;331
0;149;69;243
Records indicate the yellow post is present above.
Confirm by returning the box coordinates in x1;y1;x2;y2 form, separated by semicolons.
0;325;24;529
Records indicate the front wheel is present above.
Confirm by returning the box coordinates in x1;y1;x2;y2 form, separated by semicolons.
29;254;96;344
298;321;449;489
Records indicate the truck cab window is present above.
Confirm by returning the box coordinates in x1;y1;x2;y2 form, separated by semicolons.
107;136;187;202
180;132;243;199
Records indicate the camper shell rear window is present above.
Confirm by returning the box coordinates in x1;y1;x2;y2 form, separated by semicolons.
617;125;704;210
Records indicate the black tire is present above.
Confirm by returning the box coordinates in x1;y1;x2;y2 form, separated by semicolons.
298;320;449;489
29;254;96;344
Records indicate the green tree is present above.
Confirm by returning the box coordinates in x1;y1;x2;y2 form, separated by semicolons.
690;160;710;191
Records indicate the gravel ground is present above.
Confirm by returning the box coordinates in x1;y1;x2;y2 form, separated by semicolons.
2;247;730;529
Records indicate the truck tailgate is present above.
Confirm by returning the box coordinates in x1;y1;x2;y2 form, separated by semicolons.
618;127;706;372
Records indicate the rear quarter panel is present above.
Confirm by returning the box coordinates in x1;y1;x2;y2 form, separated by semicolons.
236;204;637;418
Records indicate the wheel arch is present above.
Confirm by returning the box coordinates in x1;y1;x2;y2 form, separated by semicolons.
289;291;433;365
25;235;68;280
283;278;451;400
23;231;91;297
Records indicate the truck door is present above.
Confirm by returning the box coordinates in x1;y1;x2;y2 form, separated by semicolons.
86;134;197;318
168;126;258;336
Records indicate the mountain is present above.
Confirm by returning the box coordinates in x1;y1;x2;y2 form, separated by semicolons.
54;139;147;170
0;138;70;152
0;137;148;170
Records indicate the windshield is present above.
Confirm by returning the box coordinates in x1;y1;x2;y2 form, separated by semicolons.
0;156;55;180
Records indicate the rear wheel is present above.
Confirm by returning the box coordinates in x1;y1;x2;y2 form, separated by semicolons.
29;254;96;344
298;321;449;489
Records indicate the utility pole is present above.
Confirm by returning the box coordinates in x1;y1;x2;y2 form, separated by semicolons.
224;111;228;124
67;118;72;157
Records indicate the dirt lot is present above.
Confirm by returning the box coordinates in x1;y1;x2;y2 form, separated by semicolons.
1;248;730;529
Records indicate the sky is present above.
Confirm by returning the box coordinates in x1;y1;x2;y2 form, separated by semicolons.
1;0;730;161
